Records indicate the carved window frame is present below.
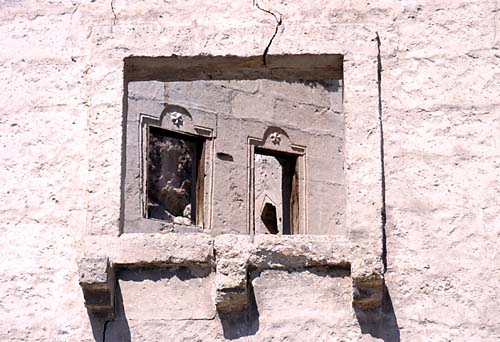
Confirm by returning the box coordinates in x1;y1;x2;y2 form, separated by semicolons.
142;124;206;227
247;127;307;235
120;104;215;233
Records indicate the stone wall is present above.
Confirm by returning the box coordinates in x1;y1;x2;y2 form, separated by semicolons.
124;78;344;236
0;1;499;341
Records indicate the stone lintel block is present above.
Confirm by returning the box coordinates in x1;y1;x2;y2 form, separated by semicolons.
250;235;351;269
85;233;214;267
78;257;115;314
214;234;252;259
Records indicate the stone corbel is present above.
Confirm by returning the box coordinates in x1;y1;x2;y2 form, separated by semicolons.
214;235;251;313
78;257;115;315
79;233;215;316
351;256;384;310
78;233;385;316
213;234;357;313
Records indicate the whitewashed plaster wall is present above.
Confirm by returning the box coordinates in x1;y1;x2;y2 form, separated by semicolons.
0;1;499;341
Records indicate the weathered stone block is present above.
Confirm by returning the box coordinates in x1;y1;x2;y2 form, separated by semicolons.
214;235;252;313
78;257;115;314
83;233;214;267
250;267;353;337
351;255;385;310
118;266;215;320
250;234;351;269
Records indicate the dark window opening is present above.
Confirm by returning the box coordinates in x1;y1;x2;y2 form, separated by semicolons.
261;202;279;234
146;126;204;226
254;148;298;235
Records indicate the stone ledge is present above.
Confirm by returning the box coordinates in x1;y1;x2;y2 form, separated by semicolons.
250;234;351;269
83;233;214;266
79;233;384;314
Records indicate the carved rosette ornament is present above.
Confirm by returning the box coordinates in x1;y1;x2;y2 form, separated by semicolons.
269;131;281;145
170;112;183;127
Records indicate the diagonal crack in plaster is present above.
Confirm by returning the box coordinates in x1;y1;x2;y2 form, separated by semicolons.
253;0;283;66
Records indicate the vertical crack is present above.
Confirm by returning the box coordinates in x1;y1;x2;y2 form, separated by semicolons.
101;317;113;342
253;0;283;66
102;279;118;342
102;319;110;342
375;32;388;273
494;0;499;43
111;0;117;25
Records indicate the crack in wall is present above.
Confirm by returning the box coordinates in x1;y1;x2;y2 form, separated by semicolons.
375;32;388;273
101;277;119;342
70;3;79;19
111;0;117;25
253;0;283;66
102;318;112;342
69;4;79;60
494;0;499;43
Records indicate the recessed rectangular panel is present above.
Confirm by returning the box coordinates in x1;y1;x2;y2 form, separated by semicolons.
146;127;203;225
254;151;297;235
250;268;352;334
118;266;215;320
123;55;345;235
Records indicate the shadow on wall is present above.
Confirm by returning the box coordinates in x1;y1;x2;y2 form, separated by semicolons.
87;274;397;341
89;283;131;342
88;275;259;341
355;284;400;342
219;279;260;340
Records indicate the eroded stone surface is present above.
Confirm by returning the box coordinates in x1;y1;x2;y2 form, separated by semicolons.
78;257;115;314
213;235;252;313
250;268;354;340
84;233;214;266
251;234;351;269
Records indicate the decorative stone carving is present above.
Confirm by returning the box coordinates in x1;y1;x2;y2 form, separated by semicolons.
269;131;281;145
170;112;183;127
248;127;306;234
146;127;199;224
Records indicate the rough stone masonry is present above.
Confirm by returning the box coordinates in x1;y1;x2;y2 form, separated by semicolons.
0;1;499;342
